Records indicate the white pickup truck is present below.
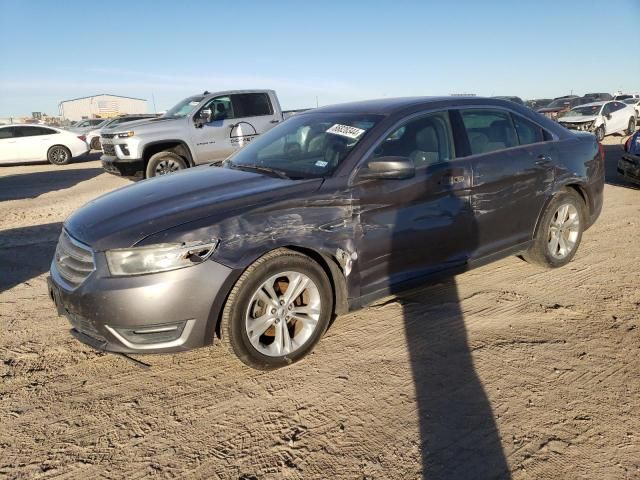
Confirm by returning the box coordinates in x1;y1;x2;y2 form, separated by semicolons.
100;89;306;178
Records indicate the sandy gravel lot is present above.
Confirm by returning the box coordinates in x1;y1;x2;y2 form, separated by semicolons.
0;138;639;479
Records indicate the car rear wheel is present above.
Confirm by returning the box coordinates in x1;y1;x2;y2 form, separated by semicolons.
626;118;636;135
523;189;585;268
146;151;187;178
47;145;72;165
90;137;101;150
595;126;605;142
220;248;333;369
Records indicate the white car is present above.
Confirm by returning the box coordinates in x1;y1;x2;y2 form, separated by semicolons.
69;118;109;135
558;100;637;141
622;98;640;122
0;124;88;165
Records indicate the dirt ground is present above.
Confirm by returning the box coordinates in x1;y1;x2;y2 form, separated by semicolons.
0;137;639;480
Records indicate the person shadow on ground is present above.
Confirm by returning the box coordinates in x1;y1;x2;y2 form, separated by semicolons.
370;139;510;478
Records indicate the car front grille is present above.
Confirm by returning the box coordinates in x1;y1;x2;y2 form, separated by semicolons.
101;133;115;139
102;143;116;156
54;230;95;289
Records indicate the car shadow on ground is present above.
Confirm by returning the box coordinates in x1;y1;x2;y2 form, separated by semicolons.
0;222;62;293
0;167;104;201
603;140;640;190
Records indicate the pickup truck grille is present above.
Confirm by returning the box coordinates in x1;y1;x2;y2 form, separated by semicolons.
54;230;95;289
101;133;115;139
102;143;116;156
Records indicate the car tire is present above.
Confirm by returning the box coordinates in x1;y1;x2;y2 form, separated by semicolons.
90;137;101;150
626;117;636;135
47;145;72;165
522;189;585;269
146;151;187;178
220;248;334;370
595;126;605;142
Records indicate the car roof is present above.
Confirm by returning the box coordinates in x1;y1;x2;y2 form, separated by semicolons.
310;96;524;115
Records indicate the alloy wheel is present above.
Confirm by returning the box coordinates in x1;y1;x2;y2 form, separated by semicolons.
155;159;182;175
548;203;580;259
245;271;321;357
50;147;68;164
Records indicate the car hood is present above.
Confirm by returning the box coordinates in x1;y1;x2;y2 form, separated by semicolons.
65;166;323;251
101;116;181;134
558;115;598;123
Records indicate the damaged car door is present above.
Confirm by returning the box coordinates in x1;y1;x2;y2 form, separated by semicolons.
353;111;474;297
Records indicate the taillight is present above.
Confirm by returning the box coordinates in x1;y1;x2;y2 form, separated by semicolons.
598;142;605;162
78;135;86;142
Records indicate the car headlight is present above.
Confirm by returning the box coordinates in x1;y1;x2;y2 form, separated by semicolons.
116;131;135;138
106;240;218;276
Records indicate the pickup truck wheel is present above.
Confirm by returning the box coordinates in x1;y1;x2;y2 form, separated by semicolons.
220;248;333;370
522;189;585;269
146;151;187;178
626;117;636;135
595;126;605;142
47;145;72;165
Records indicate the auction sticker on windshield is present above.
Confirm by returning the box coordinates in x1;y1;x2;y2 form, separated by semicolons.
326;124;366;140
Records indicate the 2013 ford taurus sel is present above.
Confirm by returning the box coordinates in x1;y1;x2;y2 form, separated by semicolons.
48;97;604;369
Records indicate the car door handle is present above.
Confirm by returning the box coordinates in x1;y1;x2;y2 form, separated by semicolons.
438;174;465;185
536;154;552;165
270;120;280;124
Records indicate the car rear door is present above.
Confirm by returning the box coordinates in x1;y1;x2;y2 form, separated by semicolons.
455;108;555;258
354;110;474;296
228;92;280;151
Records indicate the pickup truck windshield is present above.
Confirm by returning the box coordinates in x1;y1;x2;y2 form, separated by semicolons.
226;113;383;178
164;95;205;118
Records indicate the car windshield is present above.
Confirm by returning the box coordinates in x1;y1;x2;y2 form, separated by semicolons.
225;112;383;179
564;105;602;117
163;95;205;118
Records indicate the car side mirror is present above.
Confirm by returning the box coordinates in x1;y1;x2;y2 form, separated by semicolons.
359;156;415;180
195;109;212;128
605;113;612;120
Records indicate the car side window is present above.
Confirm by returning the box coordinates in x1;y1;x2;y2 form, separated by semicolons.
460;109;518;155
612;102;625;112
200;96;235;121
511;114;543;145
16;126;55;136
372;111;454;167
232;93;274;118
0;127;17;139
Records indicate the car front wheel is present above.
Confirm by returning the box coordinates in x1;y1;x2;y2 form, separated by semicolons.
220;248;333;369
146;151;187;178
626;117;636;135
523;189;585;268
595;126;605;142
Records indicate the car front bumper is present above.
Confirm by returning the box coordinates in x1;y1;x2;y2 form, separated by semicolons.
618;154;640;184
48;255;238;354
101;154;144;178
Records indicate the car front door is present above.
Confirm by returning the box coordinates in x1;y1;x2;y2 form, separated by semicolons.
353;111;474;297
0;127;20;163
190;95;237;164
457;108;554;258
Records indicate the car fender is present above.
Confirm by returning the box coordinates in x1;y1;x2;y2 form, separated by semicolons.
142;139;195;166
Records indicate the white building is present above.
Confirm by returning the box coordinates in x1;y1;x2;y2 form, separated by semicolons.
58;94;147;121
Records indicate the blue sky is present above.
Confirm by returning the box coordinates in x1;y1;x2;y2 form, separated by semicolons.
1;0;638;116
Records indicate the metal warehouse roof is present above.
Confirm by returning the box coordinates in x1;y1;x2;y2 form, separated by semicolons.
59;94;147;104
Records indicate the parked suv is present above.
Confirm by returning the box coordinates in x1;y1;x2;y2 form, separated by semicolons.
48;97;604;369
100;89;304;178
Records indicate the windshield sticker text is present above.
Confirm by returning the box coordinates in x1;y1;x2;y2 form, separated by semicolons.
326;124;366;140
